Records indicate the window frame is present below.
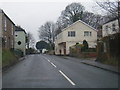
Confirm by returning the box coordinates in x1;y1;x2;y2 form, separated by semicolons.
84;31;92;36
68;31;76;37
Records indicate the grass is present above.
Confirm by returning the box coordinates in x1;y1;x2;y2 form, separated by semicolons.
2;49;17;68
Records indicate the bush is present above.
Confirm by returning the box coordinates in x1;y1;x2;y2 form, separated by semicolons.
14;49;23;57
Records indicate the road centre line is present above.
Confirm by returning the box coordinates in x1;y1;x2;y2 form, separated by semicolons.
47;59;50;62
59;70;75;86
42;56;57;68
42;56;50;62
50;62;57;68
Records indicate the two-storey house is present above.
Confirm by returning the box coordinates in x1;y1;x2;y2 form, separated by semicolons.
55;20;97;55
0;9;15;49
14;26;27;55
102;18;119;37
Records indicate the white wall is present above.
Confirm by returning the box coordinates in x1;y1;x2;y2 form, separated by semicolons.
14;31;26;55
102;19;119;37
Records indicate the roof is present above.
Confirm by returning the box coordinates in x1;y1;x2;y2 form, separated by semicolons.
103;17;119;25
15;26;26;34
62;20;97;32
0;9;15;25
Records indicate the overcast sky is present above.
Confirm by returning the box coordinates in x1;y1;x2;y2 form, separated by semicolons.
0;0;98;44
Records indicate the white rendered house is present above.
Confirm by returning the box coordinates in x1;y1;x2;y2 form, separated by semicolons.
14;26;26;55
55;20;97;55
102;18;119;37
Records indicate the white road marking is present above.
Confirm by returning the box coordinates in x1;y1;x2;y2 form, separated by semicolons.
48;59;50;62
42;56;57;68
59;70;75;86
42;57;50;62
51;62;57;68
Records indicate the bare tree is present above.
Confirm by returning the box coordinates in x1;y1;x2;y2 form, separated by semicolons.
82;11;104;29
26;32;35;49
38;21;55;48
96;0;120;31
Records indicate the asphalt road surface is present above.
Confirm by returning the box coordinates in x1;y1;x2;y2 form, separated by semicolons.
2;54;119;88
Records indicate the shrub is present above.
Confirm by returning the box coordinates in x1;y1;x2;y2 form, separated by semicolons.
81;40;89;52
14;49;23;57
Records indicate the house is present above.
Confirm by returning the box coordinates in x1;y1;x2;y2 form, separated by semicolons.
14;26;26;55
55;20;97;55
102;18;119;37
97;18;120;65
0;9;15;49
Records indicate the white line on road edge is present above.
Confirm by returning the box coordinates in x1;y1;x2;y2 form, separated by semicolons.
51;62;57;68
59;70;75;86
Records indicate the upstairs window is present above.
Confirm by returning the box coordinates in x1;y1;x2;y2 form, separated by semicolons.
105;25;108;31
112;23;116;31
4;17;7;31
68;31;75;37
11;24;14;35
84;31;92;36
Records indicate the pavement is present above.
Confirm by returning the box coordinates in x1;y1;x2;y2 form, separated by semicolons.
2;54;119;88
81;59;119;74
60;56;119;74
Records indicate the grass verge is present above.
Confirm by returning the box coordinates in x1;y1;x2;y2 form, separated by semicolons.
2;49;17;68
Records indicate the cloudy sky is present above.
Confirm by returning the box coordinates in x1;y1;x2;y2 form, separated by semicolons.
0;0;98;44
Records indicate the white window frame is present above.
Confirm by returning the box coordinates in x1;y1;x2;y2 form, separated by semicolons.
68;31;75;37
84;31;92;36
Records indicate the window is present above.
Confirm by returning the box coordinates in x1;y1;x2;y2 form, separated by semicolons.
4;36;7;43
4;17;7;31
112;23;116;31
11;24;14;35
68;31;75;37
68;31;71;37
84;31;92;36
4;36;7;48
105;25;108;31
18;41;22;45
90;32;92;36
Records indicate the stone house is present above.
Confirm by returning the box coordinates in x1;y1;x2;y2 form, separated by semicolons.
0;9;15;49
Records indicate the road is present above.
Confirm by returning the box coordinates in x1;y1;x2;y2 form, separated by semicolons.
2;54;119;88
